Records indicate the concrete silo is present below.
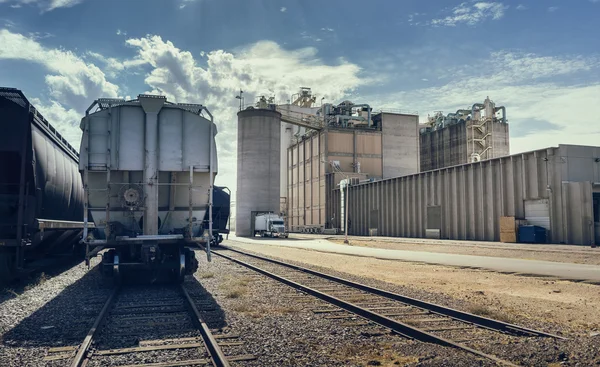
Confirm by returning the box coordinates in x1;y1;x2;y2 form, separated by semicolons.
236;108;281;236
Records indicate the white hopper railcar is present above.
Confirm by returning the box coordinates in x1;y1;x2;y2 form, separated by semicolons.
79;94;217;282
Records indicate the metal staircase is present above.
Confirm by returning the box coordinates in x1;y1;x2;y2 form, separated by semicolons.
469;117;493;162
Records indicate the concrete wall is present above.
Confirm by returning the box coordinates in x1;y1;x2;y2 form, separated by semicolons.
420;121;510;172
420;122;468;172
341;144;600;245
287;128;384;232
327;129;383;177
236;109;281;236
381;113;419;178
280;122;294;199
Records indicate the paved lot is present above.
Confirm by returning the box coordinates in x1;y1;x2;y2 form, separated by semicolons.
226;234;600;283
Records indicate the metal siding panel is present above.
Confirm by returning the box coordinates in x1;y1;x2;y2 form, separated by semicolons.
88;115;108;168
525;199;551;229
460;167;467;239
467;166;475;240
451;167;458;239
184;113;215;171
158;109;183;171
117;107;145;170
392;179;399;236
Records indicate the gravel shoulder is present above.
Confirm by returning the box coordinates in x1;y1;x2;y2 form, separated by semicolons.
225;240;600;336
288;234;600;265
195;249;491;367
0;256;108;367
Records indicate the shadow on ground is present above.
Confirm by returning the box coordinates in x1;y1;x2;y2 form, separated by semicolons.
0;254;85;305
1;265;227;351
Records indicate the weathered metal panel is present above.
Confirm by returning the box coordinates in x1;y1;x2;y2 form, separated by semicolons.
561;182;594;245
525;199;550;230
339;145;600;245
116;106;145;170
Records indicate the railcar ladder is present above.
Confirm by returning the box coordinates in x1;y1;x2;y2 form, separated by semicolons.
83;105;113;266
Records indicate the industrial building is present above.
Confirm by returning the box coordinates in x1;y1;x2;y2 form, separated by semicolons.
419;97;509;171
330;145;600;246
235;88;420;234
235;88;600;245
286;110;419;232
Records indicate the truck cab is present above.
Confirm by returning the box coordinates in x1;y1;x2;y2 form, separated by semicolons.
254;213;288;238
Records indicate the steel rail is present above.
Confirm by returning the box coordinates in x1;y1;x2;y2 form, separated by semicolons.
71;284;230;367
214;250;519;367
70;286;120;367
180;284;231;367
220;245;565;339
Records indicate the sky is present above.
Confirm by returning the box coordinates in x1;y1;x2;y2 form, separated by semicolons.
1;0;599;195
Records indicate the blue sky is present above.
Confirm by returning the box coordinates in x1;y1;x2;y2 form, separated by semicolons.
1;0;599;192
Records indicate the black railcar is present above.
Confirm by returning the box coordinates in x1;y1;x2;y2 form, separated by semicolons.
0;88;85;284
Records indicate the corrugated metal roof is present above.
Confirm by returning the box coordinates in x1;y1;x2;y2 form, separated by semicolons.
0;87;30;108
0;86;80;159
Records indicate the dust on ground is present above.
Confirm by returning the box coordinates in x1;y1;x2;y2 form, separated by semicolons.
324;238;600;265
227;241;600;335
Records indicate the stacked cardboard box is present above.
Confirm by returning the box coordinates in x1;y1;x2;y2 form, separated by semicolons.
499;216;526;243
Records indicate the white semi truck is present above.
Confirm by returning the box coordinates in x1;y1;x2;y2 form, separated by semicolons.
254;213;288;238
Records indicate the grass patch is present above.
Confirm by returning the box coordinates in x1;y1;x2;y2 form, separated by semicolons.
468;305;515;323
337;344;420;366
220;275;253;299
224;286;246;299
199;272;215;279
232;303;252;312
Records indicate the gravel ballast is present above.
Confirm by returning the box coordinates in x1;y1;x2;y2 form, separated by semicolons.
3;242;598;366
195;249;493;366
221;241;600;366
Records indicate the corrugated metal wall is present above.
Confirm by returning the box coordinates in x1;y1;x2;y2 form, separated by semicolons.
341;145;600;245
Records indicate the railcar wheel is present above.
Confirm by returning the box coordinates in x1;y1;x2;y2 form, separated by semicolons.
178;251;186;284
113;254;121;284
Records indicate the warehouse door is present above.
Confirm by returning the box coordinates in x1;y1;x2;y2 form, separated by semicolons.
524;199;550;230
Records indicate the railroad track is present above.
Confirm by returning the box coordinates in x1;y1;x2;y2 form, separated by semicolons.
214;245;566;367
44;282;254;367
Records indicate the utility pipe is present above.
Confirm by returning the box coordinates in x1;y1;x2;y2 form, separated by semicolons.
471;103;484;118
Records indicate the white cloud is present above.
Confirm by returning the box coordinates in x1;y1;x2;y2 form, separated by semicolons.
280;6;286;12
122;35;364;192
430;2;507;26
365;51;600;155
116;29;127;36
0;29;118;111
321;27;334;32
516;4;527;10
29;98;83;147
0;0;83;11
548;6;559;12
179;0;196;9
